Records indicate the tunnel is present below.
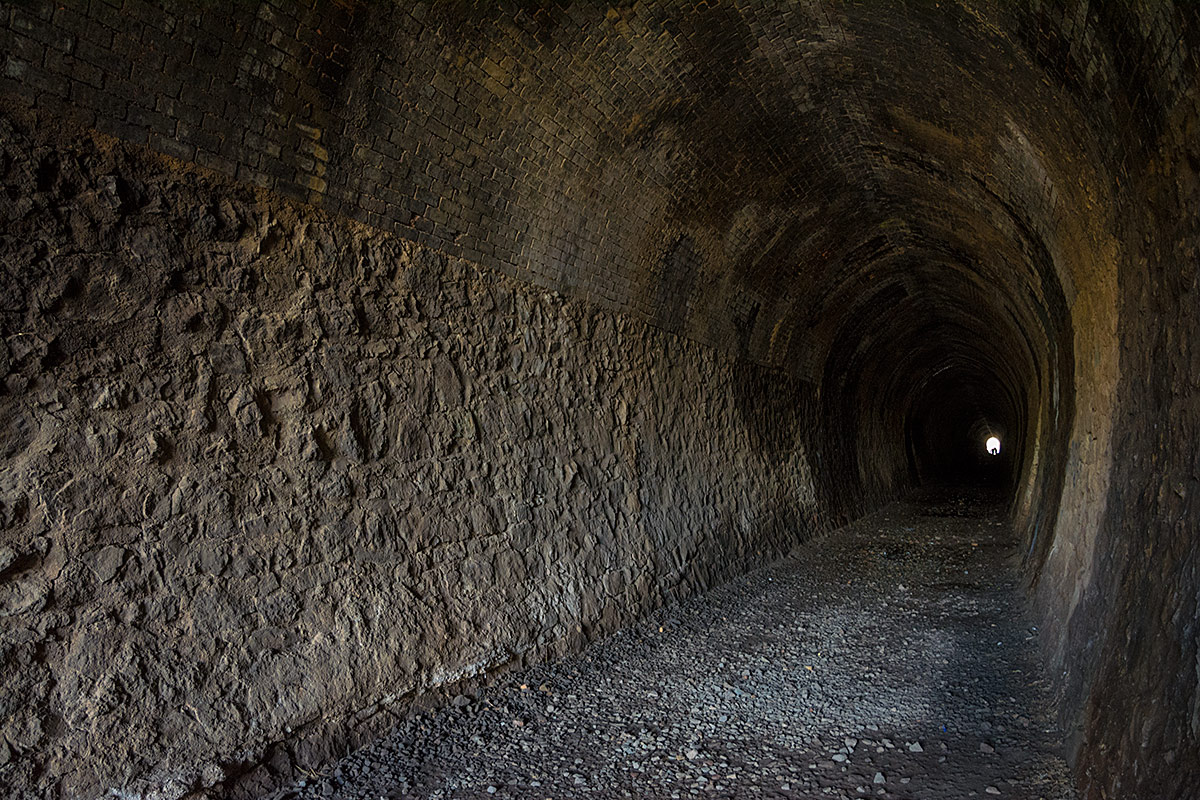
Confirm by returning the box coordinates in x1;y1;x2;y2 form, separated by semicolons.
0;1;1198;798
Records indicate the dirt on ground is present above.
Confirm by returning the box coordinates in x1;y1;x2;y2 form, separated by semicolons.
274;489;1076;800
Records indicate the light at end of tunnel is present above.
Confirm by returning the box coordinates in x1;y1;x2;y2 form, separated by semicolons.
986;436;1001;456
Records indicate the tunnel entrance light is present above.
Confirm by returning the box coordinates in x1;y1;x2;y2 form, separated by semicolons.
985;436;1001;456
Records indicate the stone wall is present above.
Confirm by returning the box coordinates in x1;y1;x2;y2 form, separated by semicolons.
0;114;819;798
1;1;1199;798
1078;92;1200;799
1016;5;1200;797
1033;54;1200;800
0;0;865;366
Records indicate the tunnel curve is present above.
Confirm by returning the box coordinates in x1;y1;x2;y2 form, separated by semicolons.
0;2;1197;799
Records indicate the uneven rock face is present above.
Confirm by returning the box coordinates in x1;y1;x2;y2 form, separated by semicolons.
0;120;818;798
1055;96;1200;800
0;1;1198;797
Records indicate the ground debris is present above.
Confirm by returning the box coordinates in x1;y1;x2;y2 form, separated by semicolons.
279;489;1076;800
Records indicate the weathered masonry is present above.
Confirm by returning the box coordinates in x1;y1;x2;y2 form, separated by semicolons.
0;2;1197;798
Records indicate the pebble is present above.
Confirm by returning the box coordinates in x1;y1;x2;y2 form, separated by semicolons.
278;492;1079;800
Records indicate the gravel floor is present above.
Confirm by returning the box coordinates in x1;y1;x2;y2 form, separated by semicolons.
277;489;1077;800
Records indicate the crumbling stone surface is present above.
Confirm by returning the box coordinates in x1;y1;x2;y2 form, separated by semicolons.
0;0;1117;379
0;117;818;799
1044;88;1200;800
0;1;1198;798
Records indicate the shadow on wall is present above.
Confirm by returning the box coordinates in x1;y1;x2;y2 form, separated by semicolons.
0;111;826;800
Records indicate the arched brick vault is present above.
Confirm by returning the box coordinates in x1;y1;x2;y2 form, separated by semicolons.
287;0;1098;539
0;1;1198;798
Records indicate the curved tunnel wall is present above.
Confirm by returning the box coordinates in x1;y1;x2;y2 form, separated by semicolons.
0;2;1197;798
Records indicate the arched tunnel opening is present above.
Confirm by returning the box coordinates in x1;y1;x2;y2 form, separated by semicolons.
905;366;1019;491
0;2;1198;799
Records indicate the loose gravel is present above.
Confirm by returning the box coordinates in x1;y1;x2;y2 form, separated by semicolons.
276;489;1077;799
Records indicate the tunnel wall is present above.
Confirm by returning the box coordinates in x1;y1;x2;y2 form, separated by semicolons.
1023;5;1200;796
1075;95;1200;799
0;0;841;367
0;114;819;798
2;2;1199;799
0;5;873;795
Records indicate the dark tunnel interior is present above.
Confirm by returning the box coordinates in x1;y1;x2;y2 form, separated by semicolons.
0;2;1198;799
906;367;1020;491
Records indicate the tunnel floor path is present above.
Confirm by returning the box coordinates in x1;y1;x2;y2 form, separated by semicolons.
280;489;1077;800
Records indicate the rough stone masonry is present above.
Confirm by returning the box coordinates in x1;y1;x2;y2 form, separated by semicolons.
0;114;820;797
0;2;1198;799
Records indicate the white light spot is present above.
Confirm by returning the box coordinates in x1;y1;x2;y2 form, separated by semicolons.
985;436;1001;456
